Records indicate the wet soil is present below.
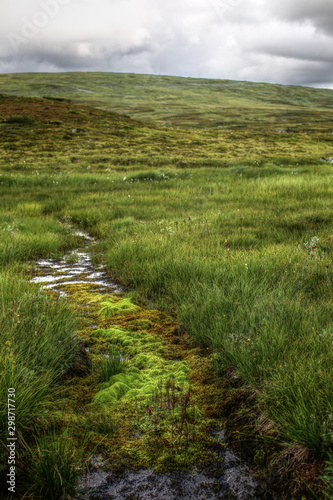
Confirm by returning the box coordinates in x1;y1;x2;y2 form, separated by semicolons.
77;434;269;499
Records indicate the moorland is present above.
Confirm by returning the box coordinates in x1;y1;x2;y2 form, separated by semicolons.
0;72;333;499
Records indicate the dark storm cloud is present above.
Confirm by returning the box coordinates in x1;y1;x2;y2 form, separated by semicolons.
268;0;333;34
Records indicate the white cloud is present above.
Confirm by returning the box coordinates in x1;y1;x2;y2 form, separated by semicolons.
0;0;333;88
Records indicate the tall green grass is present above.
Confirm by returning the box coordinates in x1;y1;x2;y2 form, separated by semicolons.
0;214;81;266
0;266;82;497
0;268;78;436
22;428;88;499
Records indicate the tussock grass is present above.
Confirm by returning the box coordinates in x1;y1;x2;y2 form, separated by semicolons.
0;267;81;497
22;428;88;499
97;345;128;382
0;214;81;265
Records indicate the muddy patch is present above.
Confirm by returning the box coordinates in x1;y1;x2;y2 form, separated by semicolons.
78;440;268;500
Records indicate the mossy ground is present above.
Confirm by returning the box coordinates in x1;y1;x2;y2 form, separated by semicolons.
46;278;227;474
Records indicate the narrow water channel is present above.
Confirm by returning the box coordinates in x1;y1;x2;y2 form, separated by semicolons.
30;239;273;500
31;251;122;295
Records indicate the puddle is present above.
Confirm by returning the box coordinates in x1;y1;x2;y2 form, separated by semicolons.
30;239;274;500
32;251;122;294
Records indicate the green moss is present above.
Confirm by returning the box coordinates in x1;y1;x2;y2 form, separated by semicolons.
132;352;165;370
59;286;140;325
94;373;155;405
93;326;128;339
91;326;166;355
130;318;154;330
93;352;191;406
11;259;235;479
99;298;139;318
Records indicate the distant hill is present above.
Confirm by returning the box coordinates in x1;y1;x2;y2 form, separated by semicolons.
0;72;333;130
1;74;333;169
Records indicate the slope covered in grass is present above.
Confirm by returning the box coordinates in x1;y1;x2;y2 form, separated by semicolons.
0;91;333;170
1;72;333;130
0;81;332;497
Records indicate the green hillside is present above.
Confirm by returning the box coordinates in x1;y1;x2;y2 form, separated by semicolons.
1;72;333;130
1;87;333;171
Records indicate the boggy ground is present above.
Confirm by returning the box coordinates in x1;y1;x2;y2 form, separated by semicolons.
29;248;270;499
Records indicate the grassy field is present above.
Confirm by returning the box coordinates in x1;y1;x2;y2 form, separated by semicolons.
0;74;333;498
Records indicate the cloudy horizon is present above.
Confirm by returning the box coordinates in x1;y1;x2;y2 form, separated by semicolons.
1;0;333;89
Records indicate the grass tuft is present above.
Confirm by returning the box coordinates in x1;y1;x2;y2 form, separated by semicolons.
97;345;128;382
22;428;87;500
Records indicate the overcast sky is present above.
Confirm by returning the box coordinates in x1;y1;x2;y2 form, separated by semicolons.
1;0;333;88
